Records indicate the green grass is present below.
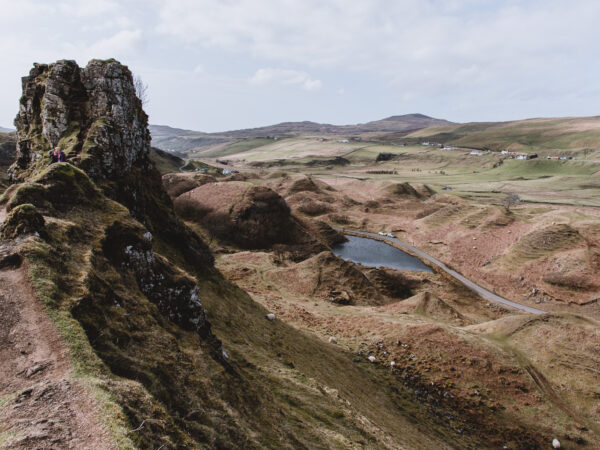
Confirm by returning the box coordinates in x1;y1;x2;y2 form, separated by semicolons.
200;138;275;157
490;159;597;177
149;147;184;174
406;116;600;155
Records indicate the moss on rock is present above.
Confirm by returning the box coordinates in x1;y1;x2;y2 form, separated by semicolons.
6;182;51;212
33;163;101;209
1;203;46;239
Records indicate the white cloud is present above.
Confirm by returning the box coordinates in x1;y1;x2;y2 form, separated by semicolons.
1;0;600;129
85;29;145;59
250;68;322;91
156;0;600;98
58;0;120;18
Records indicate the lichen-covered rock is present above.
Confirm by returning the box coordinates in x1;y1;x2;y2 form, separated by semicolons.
1;203;45;239
102;221;213;337
10;59;150;181
8;59;214;270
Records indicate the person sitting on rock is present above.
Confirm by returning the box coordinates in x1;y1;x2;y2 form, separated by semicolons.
48;148;59;164
57;148;66;162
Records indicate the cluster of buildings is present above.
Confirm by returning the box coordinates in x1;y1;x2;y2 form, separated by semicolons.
418;141;575;161
499;150;538;160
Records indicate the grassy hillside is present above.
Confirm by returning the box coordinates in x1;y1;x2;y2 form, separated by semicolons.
149;125;231;152
150;115;452;154
406;116;600;155
195;138;275;158
150;147;222;175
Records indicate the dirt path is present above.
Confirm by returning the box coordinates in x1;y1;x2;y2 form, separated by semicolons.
0;208;111;449
335;227;547;315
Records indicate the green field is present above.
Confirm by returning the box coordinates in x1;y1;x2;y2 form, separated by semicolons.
192;117;600;207
405;116;600;156
196;138;276;158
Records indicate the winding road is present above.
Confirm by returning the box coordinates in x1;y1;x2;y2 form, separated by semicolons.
334;227;547;315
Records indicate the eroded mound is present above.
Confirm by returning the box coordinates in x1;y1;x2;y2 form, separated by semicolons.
411;292;470;326
266;251;386;305
500;224;582;265
287;175;322;194
387;182;435;199
174;181;322;250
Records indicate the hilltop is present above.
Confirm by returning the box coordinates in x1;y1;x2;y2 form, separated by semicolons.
150;113;452;152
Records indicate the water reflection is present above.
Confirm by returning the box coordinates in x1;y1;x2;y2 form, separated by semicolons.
332;235;433;272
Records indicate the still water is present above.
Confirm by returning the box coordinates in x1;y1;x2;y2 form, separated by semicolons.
332;235;433;272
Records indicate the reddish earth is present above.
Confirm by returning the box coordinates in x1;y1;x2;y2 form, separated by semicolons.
289;176;600;317
0;209;110;449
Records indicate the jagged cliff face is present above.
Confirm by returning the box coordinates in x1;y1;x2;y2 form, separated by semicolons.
12;59;150;181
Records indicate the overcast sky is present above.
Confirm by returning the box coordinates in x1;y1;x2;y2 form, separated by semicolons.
0;0;599;132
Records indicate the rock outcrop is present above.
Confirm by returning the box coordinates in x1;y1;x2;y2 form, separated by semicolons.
7;59;213;270
11;59;150;181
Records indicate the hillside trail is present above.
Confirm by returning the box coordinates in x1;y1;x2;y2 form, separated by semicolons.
0;206;111;449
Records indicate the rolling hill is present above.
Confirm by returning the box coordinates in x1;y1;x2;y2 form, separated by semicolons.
150;114;453;153
405;116;600;155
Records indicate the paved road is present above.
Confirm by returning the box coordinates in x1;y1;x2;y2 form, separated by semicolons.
334;227;547;315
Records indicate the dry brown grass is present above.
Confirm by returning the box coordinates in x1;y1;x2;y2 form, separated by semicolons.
542;272;594;290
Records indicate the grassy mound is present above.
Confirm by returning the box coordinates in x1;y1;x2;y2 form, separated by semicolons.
174;181;325;253
411;292;470;326
287;175;322;195
1;203;46;239
162;173;216;198
501;224;582;266
386;182;435;199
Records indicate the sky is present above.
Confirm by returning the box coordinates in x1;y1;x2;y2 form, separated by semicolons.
0;0;599;132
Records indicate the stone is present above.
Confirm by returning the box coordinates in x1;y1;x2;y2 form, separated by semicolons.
11;59;150;182
266;313;276;321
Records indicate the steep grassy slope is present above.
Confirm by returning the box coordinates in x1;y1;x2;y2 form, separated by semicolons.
1;163;470;448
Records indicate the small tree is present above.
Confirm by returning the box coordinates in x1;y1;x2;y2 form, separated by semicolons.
133;75;149;106
501;193;520;211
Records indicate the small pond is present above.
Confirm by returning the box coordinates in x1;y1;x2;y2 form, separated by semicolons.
331;235;433;272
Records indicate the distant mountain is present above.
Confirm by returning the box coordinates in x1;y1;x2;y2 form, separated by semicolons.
0;126;15;133
150;114;453;152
